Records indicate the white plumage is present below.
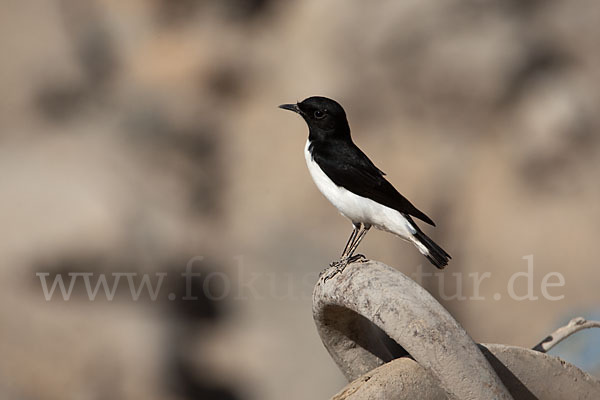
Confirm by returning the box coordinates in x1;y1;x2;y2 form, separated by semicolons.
304;140;428;254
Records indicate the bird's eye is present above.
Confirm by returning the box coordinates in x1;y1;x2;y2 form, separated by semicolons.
314;110;326;119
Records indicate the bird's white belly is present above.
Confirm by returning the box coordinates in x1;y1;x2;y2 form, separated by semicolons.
304;141;415;238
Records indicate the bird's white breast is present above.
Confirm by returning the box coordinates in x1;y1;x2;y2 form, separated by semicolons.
304;140;415;238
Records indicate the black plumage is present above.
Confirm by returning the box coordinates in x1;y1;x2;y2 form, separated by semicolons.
308;139;436;227
279;96;451;270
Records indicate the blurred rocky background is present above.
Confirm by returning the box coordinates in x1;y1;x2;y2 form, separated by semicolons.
1;0;599;399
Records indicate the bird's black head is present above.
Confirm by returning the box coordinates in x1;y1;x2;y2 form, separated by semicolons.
279;96;350;142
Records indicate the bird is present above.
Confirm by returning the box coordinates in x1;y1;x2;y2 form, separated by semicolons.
279;96;450;276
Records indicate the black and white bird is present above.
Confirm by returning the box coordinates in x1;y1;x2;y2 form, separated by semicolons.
279;96;450;273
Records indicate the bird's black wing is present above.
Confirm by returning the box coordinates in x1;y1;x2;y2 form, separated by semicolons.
310;141;436;226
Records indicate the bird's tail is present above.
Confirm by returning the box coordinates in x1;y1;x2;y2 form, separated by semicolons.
412;230;451;269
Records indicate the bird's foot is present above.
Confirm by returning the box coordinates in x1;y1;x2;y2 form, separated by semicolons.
347;253;368;263
321;260;348;282
321;254;369;282
328;258;345;268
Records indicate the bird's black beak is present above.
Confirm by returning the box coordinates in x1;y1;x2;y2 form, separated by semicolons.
278;103;301;114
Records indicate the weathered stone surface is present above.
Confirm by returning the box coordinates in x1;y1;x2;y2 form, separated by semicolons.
314;260;513;399
315;261;600;399
332;358;446;400
332;345;600;400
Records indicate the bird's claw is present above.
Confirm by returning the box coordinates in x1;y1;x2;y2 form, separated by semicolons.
321;261;347;282
347;253;367;263
321;254;369;282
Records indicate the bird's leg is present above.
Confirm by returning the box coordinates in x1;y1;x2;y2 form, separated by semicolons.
323;224;370;281
335;223;362;264
346;224;371;262
340;223;361;259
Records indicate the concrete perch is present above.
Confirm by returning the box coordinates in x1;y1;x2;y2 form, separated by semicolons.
313;260;600;399
313;260;513;399
329;345;600;399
